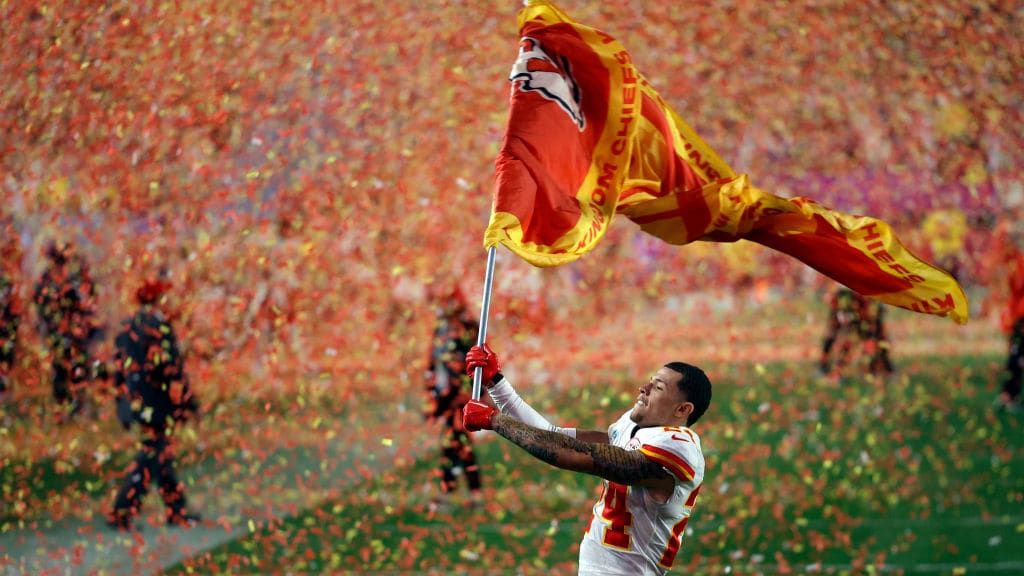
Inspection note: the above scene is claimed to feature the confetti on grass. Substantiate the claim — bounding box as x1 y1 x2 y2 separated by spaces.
0 0 1021 573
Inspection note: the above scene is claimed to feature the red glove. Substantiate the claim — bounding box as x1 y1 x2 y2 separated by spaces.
463 400 498 432
465 343 501 384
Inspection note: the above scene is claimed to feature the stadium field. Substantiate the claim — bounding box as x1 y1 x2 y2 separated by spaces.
163 353 1024 576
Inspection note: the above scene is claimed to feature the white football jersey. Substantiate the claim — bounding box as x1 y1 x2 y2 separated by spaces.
578 410 705 576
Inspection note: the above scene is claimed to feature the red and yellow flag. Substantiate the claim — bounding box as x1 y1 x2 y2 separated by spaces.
485 0 968 324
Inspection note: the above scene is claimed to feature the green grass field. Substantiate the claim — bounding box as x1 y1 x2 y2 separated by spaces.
161 353 1024 575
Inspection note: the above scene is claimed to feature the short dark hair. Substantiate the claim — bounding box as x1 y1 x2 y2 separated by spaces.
664 362 711 426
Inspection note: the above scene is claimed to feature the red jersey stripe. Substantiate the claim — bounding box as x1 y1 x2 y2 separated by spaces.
640 444 695 481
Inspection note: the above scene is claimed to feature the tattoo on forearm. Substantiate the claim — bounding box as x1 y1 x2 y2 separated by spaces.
493 415 670 485
494 417 562 465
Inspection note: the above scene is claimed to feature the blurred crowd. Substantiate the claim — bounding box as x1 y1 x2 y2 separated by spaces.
0 0 1021 398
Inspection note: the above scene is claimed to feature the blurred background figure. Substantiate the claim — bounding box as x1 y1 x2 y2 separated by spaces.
0 244 20 399
988 211 1024 412
32 241 101 419
109 278 200 530
922 205 968 282
819 286 894 378
422 283 484 510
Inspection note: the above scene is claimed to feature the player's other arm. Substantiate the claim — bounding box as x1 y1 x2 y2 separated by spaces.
466 344 607 441
575 429 611 443
484 375 608 440
495 414 671 489
480 410 672 490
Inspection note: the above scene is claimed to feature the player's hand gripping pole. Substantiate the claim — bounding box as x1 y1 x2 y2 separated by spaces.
471 246 497 401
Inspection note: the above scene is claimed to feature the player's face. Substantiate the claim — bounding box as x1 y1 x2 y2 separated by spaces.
630 367 688 427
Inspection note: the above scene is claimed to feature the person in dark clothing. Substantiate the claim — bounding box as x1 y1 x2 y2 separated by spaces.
1000 316 1024 411
0 269 19 397
108 279 200 530
33 241 99 415
423 285 483 509
989 215 1024 411
819 286 894 377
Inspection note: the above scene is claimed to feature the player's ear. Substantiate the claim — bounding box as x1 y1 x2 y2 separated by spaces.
676 401 694 422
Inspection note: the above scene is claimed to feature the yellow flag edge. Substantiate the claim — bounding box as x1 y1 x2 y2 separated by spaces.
486 0 638 265
716 177 971 325
484 211 588 267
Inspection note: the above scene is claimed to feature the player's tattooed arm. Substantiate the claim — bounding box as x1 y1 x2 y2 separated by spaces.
492 414 674 489
576 429 611 444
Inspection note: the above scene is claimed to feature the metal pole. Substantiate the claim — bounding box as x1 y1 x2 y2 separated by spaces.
471 246 497 400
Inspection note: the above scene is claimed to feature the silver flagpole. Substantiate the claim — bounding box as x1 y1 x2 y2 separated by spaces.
471 246 497 401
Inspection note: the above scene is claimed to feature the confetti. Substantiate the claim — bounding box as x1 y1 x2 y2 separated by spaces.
0 1 1019 574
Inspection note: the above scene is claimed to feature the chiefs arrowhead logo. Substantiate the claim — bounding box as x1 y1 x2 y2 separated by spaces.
509 37 586 132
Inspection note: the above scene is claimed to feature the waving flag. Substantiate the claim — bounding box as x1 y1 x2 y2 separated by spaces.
485 0 968 324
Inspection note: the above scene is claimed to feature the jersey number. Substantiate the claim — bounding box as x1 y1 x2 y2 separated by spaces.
659 484 702 568
599 482 632 550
